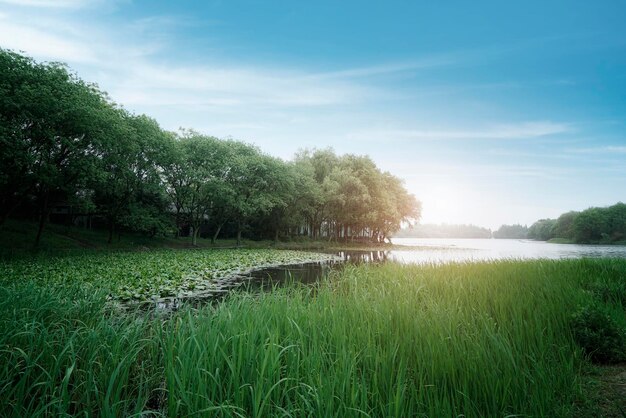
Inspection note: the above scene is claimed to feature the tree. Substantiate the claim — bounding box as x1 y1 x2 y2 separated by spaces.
164 133 235 246
573 207 609 243
528 218 556 241
1 50 423 247
293 148 338 239
493 224 528 239
0 49 114 246
223 141 290 246
552 211 579 240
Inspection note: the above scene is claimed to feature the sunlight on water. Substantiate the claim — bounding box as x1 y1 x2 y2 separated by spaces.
389 238 626 264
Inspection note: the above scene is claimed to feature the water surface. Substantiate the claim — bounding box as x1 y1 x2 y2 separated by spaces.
388 238 626 263
149 239 626 311
247 239 626 289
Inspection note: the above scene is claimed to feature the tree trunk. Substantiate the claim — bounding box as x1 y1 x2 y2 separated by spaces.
192 224 199 246
211 222 223 244
274 228 279 242
236 221 242 247
34 190 50 248
174 208 181 238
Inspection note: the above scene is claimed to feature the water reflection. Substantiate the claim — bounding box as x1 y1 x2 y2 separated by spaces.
249 261 339 288
335 250 389 263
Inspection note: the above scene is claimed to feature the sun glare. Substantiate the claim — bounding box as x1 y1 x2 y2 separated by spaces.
418 183 476 225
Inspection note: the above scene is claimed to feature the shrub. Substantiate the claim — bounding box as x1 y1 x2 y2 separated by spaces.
571 304 626 364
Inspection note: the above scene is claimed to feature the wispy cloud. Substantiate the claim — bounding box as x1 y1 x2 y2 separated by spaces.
566 145 626 154
0 19 99 63
109 63 368 108
0 0 106 8
346 121 571 142
305 57 456 80
0 8 373 110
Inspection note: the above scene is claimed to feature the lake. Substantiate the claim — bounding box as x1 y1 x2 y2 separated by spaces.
154 239 626 311
249 239 626 289
387 238 626 263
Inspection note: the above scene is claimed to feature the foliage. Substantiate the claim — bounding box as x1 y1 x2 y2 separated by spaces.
3 258 625 416
293 149 421 242
571 303 626 364
526 203 626 244
0 282 162 417
552 211 579 240
493 223 528 239
0 49 419 246
528 218 557 241
0 248 335 301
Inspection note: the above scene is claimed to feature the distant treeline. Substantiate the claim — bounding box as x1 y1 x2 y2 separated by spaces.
0 49 421 247
527 203 626 244
492 203 626 244
394 223 492 238
493 224 529 239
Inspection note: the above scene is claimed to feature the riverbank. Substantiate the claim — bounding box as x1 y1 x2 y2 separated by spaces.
1 258 624 416
547 237 626 245
0 219 428 256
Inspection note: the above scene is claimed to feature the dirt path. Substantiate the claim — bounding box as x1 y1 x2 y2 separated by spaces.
591 363 626 417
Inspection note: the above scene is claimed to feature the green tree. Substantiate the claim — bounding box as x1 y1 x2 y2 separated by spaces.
552 211 579 240
224 141 290 246
164 133 235 246
0 49 114 246
493 224 529 239
528 218 556 241
573 207 609 243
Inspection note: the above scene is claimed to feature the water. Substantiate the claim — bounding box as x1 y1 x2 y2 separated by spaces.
249 239 626 289
145 239 626 311
388 238 626 263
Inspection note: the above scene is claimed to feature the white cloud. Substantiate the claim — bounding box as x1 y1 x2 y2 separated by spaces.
305 57 456 80
0 21 99 63
567 145 626 154
108 63 365 108
0 8 377 111
346 121 571 142
0 0 100 8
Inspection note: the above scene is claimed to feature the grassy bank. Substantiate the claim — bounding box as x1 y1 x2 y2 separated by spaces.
0 219 417 255
1 258 625 416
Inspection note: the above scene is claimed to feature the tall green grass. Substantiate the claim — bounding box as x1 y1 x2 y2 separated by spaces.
0 282 163 416
1 258 624 416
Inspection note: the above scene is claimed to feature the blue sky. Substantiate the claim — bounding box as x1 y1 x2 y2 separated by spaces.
1 0 625 228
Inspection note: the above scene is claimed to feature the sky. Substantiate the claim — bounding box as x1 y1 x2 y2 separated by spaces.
1 0 625 229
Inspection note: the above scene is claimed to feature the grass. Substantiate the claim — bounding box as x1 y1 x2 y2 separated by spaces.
0 219 438 256
0 257 625 416
0 219 263 254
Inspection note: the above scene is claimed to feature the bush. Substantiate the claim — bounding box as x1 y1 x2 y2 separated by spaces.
571 304 626 364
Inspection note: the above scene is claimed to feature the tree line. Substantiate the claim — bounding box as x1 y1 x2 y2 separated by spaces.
492 224 529 239
492 203 626 244
0 49 421 247
527 203 626 244
394 223 492 238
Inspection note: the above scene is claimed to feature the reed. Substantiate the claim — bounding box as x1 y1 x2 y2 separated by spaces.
1 258 624 416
